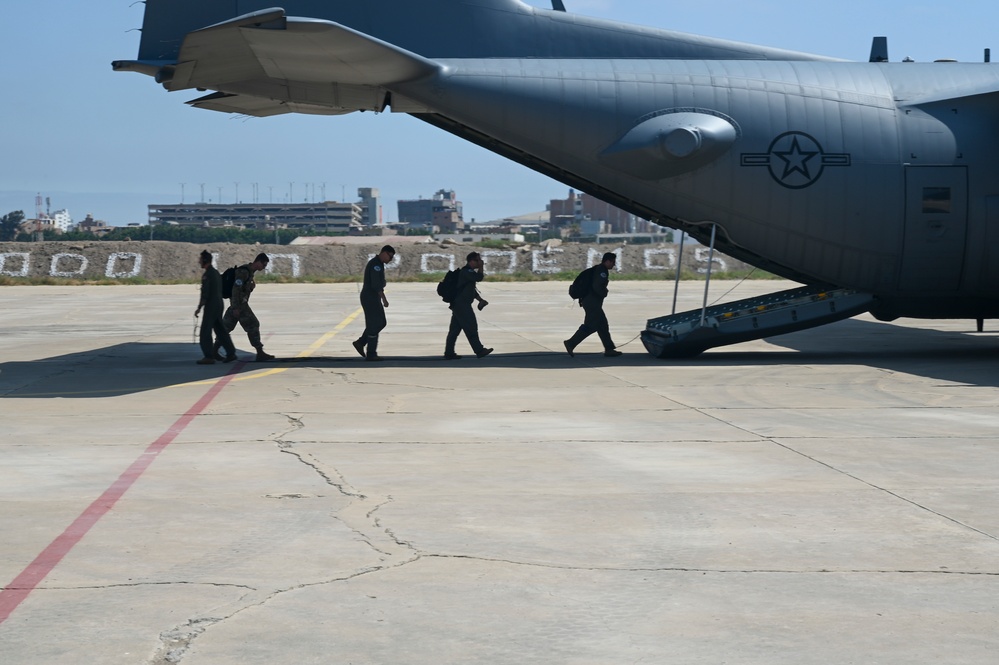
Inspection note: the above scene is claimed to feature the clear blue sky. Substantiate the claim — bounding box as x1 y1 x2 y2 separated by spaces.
2 0 997 226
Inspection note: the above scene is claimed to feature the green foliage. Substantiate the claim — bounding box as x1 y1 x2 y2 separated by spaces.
472 239 514 249
1 210 25 241
25 225 336 245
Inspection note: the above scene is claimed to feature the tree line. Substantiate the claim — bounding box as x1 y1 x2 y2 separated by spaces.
0 211 383 245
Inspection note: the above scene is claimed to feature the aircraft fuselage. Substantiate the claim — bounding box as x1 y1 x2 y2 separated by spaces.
116 1 999 321
395 59 999 318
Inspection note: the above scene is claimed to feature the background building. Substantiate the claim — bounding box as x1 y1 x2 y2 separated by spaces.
148 201 364 233
356 187 381 227
549 189 664 234
398 189 464 231
51 209 72 232
76 214 111 236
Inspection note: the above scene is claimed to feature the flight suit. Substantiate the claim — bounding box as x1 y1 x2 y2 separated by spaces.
565 264 618 354
355 255 388 358
199 264 236 360
218 264 269 357
445 265 488 357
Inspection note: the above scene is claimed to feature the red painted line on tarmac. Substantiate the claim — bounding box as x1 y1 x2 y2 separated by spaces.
0 364 244 625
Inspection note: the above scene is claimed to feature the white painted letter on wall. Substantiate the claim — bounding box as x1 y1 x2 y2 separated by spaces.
50 253 89 277
105 253 143 278
420 253 456 273
694 247 727 274
266 254 302 278
531 248 563 274
481 250 516 274
643 248 676 271
0 253 30 277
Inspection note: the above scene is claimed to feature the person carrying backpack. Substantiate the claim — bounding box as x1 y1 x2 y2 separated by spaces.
215 253 276 362
564 252 623 358
443 252 493 360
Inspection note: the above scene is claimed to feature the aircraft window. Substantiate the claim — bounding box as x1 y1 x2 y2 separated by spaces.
922 187 952 214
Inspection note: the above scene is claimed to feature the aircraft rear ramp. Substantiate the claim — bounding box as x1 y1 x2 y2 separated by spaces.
641 285 876 358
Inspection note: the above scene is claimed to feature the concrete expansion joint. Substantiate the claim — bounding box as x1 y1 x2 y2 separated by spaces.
771 438 999 541
423 555 999 576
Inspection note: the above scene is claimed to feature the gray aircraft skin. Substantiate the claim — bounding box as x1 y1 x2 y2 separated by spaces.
115 0 999 323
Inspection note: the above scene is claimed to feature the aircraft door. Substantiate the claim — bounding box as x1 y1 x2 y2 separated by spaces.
898 166 967 292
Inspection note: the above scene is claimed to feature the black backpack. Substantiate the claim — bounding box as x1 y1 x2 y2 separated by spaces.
568 266 595 300
436 268 461 303
221 265 238 299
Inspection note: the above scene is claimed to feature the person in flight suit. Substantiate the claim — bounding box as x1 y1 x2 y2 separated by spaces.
444 251 494 360
564 252 623 357
195 250 237 365
352 245 395 361
217 252 275 362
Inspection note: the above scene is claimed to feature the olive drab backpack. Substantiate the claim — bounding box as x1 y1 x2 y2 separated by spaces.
221 265 238 299
436 268 461 303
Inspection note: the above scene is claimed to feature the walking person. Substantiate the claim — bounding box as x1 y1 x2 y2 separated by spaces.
195 250 237 365
217 253 276 362
564 252 623 357
352 245 395 361
444 251 493 360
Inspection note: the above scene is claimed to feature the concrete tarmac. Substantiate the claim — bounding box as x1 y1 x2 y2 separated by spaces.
1 280 998 664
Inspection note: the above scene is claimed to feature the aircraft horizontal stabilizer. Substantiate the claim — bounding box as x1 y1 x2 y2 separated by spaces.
903 86 999 108
151 8 440 114
185 91 355 117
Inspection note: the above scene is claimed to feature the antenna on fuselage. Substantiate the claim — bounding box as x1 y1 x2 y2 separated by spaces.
869 36 888 62
551 0 566 11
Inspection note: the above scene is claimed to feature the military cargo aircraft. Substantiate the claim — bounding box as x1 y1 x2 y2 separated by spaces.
114 0 999 356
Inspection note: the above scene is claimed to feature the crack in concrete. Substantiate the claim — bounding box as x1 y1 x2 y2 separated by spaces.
145 559 424 664
273 413 306 440
422 553 999 575
274 419 421 556
149 617 222 665
278 445 366 499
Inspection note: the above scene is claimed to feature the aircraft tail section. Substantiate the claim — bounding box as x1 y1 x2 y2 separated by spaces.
115 8 440 116
128 0 837 64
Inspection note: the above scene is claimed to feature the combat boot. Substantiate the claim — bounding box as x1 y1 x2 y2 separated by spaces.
563 327 589 357
255 347 276 362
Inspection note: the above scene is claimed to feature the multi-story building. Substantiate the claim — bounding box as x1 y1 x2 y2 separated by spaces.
357 187 381 227
549 189 662 234
398 189 463 231
77 214 111 236
147 201 363 232
51 209 72 232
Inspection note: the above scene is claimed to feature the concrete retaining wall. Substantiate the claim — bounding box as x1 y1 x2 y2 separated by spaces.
0 241 750 281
